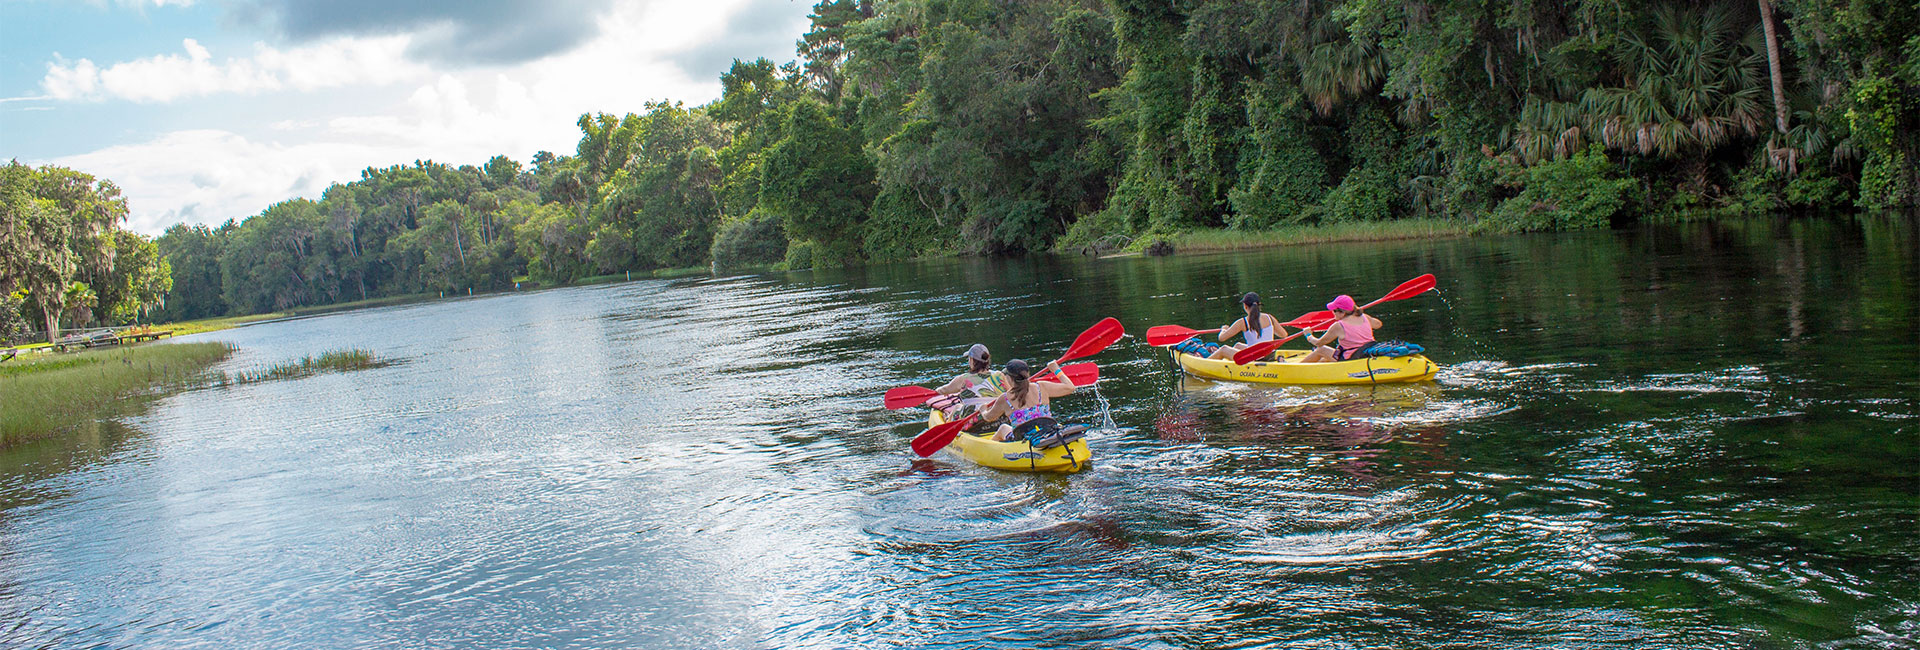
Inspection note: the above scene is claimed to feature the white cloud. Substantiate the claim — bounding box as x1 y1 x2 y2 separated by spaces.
42 36 426 103
41 55 100 99
52 129 387 234
36 0 812 235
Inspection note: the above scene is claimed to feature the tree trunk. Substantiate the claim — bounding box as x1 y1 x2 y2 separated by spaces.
1759 0 1790 133
453 213 468 270
41 308 58 346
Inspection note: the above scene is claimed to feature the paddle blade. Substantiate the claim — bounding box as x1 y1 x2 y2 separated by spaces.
911 414 974 457
1232 340 1285 365
1147 324 1216 347
1284 311 1335 330
1059 317 1125 362
1367 273 1436 307
1050 361 1099 385
884 386 941 410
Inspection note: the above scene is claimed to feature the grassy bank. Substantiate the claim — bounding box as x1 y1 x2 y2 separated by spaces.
163 312 291 337
1 342 235 447
1 344 386 447
1165 219 1470 254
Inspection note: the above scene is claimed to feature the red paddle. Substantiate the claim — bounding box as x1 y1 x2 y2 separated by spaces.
910 318 1123 457
1146 311 1336 346
1231 274 1437 365
883 362 1099 410
884 386 942 410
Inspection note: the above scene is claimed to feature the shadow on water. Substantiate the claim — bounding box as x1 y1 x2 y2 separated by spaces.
0 216 1914 649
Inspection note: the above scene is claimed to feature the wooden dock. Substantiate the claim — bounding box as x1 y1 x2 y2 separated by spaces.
51 326 175 352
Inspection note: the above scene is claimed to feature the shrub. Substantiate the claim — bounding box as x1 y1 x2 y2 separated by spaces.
781 239 820 271
710 210 788 270
1483 146 1638 232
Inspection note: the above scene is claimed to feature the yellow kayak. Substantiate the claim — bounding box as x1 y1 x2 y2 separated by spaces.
927 410 1092 473
1171 348 1439 385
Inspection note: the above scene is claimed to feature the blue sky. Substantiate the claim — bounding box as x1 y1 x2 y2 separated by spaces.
0 0 814 235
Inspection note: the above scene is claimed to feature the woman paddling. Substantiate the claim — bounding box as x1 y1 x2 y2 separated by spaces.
979 359 1075 442
1208 292 1293 361
1299 294 1383 363
929 344 1008 429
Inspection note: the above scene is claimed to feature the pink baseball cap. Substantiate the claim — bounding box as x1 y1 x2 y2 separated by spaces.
1326 295 1357 312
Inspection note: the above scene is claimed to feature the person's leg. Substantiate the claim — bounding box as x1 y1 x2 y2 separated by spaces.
1208 343 1243 360
1299 345 1335 363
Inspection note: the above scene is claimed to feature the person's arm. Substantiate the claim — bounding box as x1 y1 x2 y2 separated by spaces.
1366 314 1383 329
1263 313 1290 340
979 391 1012 421
1217 317 1246 342
1039 361 1076 398
1308 321 1343 347
934 374 969 395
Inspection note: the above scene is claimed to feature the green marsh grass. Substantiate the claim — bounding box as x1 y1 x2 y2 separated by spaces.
2 344 386 447
1 342 235 447
1170 219 1469 253
220 349 382 384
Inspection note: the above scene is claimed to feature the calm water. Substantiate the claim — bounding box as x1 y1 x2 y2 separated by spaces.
2 218 1915 649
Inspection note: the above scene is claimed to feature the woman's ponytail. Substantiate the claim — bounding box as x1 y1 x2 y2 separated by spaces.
1241 292 1264 335
1004 359 1033 407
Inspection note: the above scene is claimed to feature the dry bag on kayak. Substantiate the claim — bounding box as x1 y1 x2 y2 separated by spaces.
1172 336 1220 356
1358 340 1425 358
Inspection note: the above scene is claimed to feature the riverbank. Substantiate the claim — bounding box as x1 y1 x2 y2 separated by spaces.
0 342 235 447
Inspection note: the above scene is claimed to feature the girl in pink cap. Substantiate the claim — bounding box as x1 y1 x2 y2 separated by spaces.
1299 294 1383 363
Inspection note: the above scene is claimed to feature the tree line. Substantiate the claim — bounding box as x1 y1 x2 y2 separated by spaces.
6 0 1916 334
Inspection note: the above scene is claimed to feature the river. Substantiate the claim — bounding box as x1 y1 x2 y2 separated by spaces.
2 217 1914 648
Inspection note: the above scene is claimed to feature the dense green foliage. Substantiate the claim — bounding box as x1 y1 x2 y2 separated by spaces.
27 0 1914 323
1 162 169 343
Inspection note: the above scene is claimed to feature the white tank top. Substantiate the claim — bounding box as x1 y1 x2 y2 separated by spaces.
1241 315 1275 345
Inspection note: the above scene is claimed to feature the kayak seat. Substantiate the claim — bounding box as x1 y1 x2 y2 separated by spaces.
1014 417 1087 450
1034 425 1088 449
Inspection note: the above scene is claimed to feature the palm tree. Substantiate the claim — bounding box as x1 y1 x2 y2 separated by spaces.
1757 0 1790 134
1290 15 1386 116
1580 3 1769 159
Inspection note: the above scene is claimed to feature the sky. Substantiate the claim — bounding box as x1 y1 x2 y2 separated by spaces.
0 0 815 235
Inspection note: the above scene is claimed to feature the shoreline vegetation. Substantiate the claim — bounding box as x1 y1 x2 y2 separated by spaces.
0 343 382 448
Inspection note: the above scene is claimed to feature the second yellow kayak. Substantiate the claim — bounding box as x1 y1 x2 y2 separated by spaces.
1171 348 1439 385
927 410 1092 472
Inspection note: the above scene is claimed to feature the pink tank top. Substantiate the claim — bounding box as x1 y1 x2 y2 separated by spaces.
1337 315 1374 350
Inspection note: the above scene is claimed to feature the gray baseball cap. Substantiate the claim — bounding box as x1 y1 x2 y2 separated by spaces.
965 343 990 361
